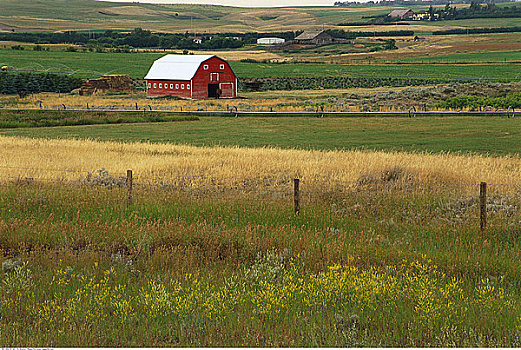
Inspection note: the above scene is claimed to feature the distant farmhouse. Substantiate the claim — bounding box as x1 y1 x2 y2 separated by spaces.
257 37 286 45
294 31 335 45
144 55 237 99
189 36 203 44
389 8 439 20
388 9 415 19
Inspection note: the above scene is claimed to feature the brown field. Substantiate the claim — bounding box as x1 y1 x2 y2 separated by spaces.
188 49 284 62
313 33 521 63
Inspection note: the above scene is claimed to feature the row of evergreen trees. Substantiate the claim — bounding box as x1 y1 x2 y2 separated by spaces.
0 72 83 95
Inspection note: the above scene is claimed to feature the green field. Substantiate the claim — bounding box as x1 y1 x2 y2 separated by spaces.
403 50 521 63
1 48 520 80
2 116 521 155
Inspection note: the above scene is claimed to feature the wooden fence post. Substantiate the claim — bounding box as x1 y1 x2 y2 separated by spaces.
480 182 487 231
127 170 133 207
294 178 300 215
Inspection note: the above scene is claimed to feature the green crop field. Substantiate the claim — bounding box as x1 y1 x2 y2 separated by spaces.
0 49 164 78
403 50 521 63
2 115 521 155
1 48 520 80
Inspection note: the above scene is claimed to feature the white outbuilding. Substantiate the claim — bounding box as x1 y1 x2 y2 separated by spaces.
257 37 285 45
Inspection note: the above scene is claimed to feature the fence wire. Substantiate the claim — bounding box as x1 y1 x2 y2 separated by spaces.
1 168 521 229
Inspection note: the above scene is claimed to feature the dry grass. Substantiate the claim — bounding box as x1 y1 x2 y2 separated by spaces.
187 49 283 61
13 90 454 113
15 92 366 112
1 136 520 186
241 86 417 99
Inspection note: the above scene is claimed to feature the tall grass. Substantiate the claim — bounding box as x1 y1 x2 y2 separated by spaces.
2 137 521 346
1 135 521 186
1 181 521 346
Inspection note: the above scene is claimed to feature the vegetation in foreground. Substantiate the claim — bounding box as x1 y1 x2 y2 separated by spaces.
2 137 521 345
1 172 521 346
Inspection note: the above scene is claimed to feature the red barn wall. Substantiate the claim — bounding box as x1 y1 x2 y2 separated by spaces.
146 80 191 98
146 56 237 99
191 56 237 99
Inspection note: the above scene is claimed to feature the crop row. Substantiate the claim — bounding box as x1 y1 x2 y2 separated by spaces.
437 93 521 109
239 76 458 91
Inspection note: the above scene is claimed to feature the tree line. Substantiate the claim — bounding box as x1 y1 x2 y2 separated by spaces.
0 29 303 50
326 29 414 38
0 72 82 95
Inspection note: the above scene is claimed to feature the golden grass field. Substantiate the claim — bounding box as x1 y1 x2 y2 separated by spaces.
8 89 448 113
1 135 520 187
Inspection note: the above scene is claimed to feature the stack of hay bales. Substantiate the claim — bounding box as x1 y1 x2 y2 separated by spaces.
80 75 132 95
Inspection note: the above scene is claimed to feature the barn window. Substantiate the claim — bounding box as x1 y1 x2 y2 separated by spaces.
168 84 172 89
187 84 190 89
203 65 209 70
176 84 179 89
181 84 184 89
148 83 151 88
159 83 162 88
153 83 156 88
220 64 225 69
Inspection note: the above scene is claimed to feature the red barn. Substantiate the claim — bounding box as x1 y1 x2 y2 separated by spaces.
144 54 238 99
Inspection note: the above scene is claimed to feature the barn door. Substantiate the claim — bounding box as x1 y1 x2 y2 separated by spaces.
219 83 233 98
208 84 220 98
210 73 219 81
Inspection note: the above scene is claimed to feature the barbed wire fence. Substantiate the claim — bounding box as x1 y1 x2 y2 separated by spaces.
1 165 521 232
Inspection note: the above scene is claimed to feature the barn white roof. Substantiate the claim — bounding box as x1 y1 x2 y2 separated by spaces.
144 54 215 81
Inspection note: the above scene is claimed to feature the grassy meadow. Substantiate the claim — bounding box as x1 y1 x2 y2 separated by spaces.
2 136 521 346
1 116 521 156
